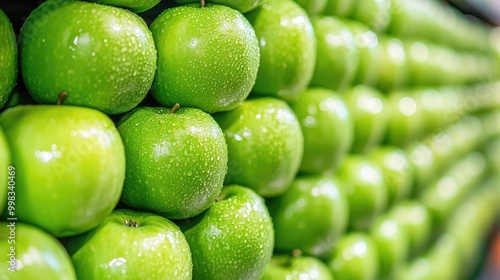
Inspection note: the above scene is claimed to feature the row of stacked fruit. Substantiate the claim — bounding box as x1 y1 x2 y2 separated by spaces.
0 0 500 279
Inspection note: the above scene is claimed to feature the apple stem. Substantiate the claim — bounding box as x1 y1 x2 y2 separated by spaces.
284 249 302 267
200 0 206 8
125 219 139 227
171 103 181 114
57 92 68 105
292 249 302 258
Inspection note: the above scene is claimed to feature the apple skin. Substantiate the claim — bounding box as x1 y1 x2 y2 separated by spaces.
351 0 391 32
20 0 157 115
0 127 10 215
323 0 356 17
337 155 387 231
384 91 424 147
117 106 228 219
246 0 316 101
67 209 192 279
262 254 333 280
0 105 125 237
327 232 379 280
293 0 327 15
150 4 259 113
406 142 437 196
376 37 407 92
178 185 274 280
176 0 261 13
290 87 353 174
88 0 161 12
369 146 414 207
267 174 349 257
0 9 17 110
310 16 358 92
0 222 76 279
344 85 389 154
214 97 303 197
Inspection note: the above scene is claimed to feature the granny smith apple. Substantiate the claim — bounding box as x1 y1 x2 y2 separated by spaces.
369 146 414 207
337 155 387 231
327 232 379 280
413 88 446 134
290 87 353 174
351 0 391 32
87 0 161 12
178 185 274 280
118 106 228 219
0 105 125 237
20 0 157 115
0 9 17 110
376 37 407 92
390 200 432 258
323 0 356 17
370 213 409 279
0 222 76 279
214 97 303 197
0 127 9 215
310 16 358 92
246 0 316 101
384 91 424 147
406 141 437 195
344 85 389 154
293 0 327 15
262 254 333 280
150 4 259 113
176 0 261 13
267 175 349 257
67 209 192 279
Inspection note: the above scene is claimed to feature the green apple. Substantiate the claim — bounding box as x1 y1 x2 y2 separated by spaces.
413 88 446 134
293 0 327 15
327 232 379 280
88 0 161 12
214 97 303 197
0 127 9 215
0 9 16 110
376 37 407 92
176 0 261 13
324 0 356 17
384 91 424 147
67 209 192 279
150 4 259 113
246 0 316 101
337 155 387 231
267 175 349 257
117 106 228 219
20 0 157 115
344 85 389 154
289 87 353 174
351 0 391 32
390 200 432 258
262 254 333 280
370 213 408 279
369 146 413 207
178 185 274 280
310 16 358 92
0 222 76 279
406 142 436 195
0 105 125 237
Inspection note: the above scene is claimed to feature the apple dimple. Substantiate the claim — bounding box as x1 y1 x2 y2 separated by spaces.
124 219 139 227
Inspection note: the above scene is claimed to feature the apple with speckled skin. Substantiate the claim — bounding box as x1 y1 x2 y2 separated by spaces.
214 97 303 197
246 0 316 101
19 0 156 115
67 209 192 279
176 0 261 13
150 3 259 113
117 106 228 219
0 105 125 237
178 185 274 280
262 254 333 280
87 0 161 12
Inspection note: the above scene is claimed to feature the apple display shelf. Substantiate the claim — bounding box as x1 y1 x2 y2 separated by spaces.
1 0 500 279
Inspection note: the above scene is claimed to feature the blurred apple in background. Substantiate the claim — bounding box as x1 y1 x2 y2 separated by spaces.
384 91 424 147
176 0 261 13
0 9 17 110
350 0 391 33
262 253 333 280
376 37 407 92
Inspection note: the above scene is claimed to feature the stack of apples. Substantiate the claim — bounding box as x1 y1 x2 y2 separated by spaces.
1 0 500 279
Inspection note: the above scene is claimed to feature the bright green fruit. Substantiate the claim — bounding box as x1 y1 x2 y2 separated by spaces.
290 88 353 173
267 175 349 257
262 254 333 280
0 127 9 215
390 200 432 258
214 97 303 197
327 232 379 280
0 105 125 237
376 37 407 92
369 146 413 207
324 0 356 17
179 185 274 280
293 0 327 15
150 4 259 113
406 142 436 195
384 91 424 147
0 9 17 110
344 85 388 154
88 0 161 12
246 0 316 101
351 0 390 32
20 0 156 115
310 16 358 92
118 106 227 219
176 0 261 13
67 209 192 279
370 214 408 279
0 222 76 279
337 155 387 231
